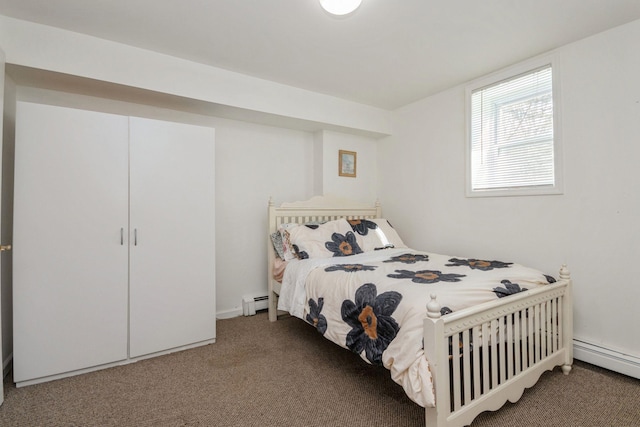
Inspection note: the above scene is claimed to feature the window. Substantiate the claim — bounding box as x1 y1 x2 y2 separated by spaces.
466 56 562 197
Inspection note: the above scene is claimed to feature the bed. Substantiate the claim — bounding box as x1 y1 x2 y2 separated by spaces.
267 195 573 427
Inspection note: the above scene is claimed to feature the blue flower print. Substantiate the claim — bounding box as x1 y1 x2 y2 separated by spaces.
306 298 327 335
347 219 378 236
325 232 363 257
446 258 512 271
341 283 402 365
324 264 377 273
493 280 528 298
387 269 466 284
383 253 429 264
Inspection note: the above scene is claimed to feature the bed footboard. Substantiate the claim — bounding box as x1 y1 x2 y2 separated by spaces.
423 266 573 427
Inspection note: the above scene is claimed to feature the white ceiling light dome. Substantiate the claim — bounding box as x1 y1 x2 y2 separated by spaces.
319 0 363 16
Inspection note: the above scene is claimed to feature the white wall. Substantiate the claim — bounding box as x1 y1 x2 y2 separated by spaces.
379 19 640 373
214 121 315 316
315 130 378 204
0 15 391 137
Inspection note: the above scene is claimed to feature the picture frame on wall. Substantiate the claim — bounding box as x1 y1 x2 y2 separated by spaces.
339 150 357 177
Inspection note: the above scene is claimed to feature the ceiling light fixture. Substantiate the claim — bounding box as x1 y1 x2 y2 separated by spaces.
319 0 362 16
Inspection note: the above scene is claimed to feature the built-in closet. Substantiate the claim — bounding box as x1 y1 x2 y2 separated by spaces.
12 102 216 386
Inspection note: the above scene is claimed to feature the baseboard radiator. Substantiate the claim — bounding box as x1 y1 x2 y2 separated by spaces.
242 294 269 316
574 339 640 380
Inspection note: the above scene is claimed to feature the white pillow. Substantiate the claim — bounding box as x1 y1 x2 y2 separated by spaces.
288 218 363 259
347 218 407 252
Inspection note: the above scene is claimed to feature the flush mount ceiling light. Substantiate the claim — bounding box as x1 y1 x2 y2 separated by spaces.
319 0 362 16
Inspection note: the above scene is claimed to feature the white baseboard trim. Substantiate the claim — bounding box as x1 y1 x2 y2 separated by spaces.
574 339 640 379
216 307 243 319
217 305 269 319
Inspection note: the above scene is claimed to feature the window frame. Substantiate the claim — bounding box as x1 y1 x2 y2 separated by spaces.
465 54 564 198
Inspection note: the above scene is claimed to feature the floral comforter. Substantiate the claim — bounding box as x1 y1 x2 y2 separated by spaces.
277 248 555 407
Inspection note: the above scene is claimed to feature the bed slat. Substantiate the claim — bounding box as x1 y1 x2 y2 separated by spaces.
431 278 571 427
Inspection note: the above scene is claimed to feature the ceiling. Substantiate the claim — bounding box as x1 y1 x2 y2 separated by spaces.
2 0 640 110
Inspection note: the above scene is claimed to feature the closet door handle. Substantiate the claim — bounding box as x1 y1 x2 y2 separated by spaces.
134 228 138 246
120 228 124 245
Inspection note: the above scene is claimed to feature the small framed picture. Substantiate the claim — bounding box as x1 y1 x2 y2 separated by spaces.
339 150 357 177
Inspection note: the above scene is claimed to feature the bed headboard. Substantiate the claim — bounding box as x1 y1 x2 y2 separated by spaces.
268 195 382 235
266 195 381 321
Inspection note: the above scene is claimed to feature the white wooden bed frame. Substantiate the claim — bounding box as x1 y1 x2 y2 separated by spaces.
267 196 573 427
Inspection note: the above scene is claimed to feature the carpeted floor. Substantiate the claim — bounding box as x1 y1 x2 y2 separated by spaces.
0 312 638 426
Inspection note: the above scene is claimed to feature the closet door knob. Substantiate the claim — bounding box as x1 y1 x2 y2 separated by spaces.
120 228 124 245
0 244 11 252
134 229 138 246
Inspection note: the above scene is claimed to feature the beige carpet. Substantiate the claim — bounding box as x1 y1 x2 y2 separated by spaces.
0 312 638 426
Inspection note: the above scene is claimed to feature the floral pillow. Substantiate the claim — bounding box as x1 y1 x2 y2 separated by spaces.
347 218 407 252
288 218 363 259
277 223 301 261
270 231 286 259
273 221 330 260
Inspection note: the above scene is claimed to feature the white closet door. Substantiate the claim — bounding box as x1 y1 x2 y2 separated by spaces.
129 117 215 358
0 47 5 405
13 102 129 383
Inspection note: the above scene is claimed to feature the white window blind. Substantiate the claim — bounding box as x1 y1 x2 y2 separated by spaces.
469 64 556 194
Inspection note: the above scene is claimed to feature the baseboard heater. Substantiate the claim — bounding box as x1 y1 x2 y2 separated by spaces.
242 294 269 316
574 339 640 380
